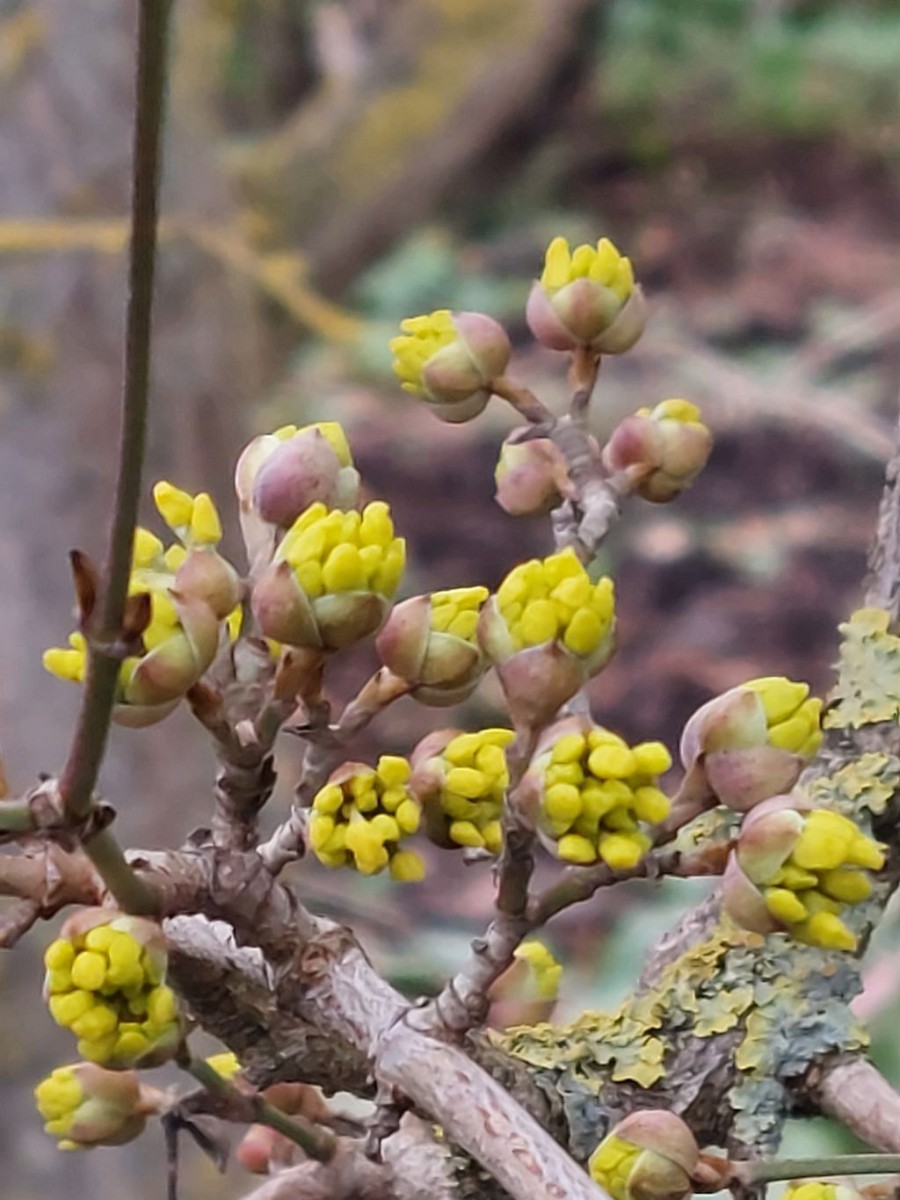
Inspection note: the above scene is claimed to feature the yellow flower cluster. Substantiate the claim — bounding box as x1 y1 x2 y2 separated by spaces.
432 728 515 852
44 592 191 695
744 675 822 755
538 728 671 868
430 585 488 643
589 1134 641 1200
540 236 634 302
758 809 884 950
44 924 180 1067
279 500 405 600
308 756 424 880
390 310 457 396
496 549 614 657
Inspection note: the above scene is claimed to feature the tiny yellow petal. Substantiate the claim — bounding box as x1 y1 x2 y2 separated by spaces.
71 950 107 991
153 480 194 529
190 493 222 545
389 850 426 882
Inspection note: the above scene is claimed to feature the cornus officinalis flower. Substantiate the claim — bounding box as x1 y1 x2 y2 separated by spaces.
602 399 713 503
252 500 405 650
44 910 182 1067
34 1063 161 1149
410 727 515 853
376 585 488 706
723 796 885 950
680 676 822 813
589 1111 699 1200
308 756 424 880
478 548 615 726
526 236 648 354
522 716 671 868
390 309 511 423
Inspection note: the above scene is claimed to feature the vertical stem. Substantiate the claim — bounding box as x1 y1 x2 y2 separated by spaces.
60 0 172 820
101 0 171 637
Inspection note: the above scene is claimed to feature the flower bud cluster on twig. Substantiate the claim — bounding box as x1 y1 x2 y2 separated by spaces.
31 220 884 1200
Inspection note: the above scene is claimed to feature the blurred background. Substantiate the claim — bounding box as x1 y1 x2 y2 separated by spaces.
1 0 899 1196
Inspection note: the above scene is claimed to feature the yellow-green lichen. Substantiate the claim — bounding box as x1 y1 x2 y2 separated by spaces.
496 913 869 1158
806 753 900 818
825 608 900 729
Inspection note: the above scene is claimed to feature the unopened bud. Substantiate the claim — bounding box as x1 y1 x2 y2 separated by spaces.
376 586 488 706
495 436 577 516
526 236 648 355
390 309 511 423
603 400 712 502
235 422 359 571
174 548 241 620
679 676 822 813
722 796 885 950
589 1110 699 1200
478 549 615 727
34 1062 161 1149
490 940 562 1028
251 425 359 528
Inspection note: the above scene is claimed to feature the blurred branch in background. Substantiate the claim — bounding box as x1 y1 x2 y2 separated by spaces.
0 217 360 343
227 0 598 294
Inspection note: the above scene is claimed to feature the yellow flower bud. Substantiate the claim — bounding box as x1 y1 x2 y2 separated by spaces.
680 676 823 812
410 727 515 853
43 909 181 1069
589 1111 698 1200
603 399 712 503
524 715 671 868
35 1063 159 1149
390 309 511 423
376 586 488 706
527 236 648 355
308 757 422 878
479 550 616 728
253 501 405 651
723 796 884 949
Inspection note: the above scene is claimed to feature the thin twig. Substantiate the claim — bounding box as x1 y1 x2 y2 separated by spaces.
731 1154 900 1187
53 1 172 914
0 899 40 947
180 1055 337 1163
59 0 171 821
0 800 34 833
421 732 538 1034
531 843 726 925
